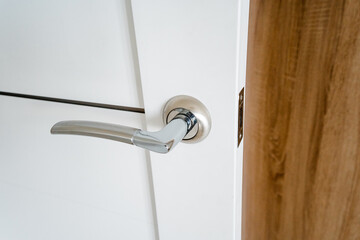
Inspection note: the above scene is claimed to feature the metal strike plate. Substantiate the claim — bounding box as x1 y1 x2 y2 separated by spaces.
238 88 244 146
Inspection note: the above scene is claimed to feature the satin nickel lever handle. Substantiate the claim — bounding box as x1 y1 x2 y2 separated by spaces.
51 96 211 154
51 110 194 153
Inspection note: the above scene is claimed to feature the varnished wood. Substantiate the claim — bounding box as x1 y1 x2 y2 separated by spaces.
243 0 360 239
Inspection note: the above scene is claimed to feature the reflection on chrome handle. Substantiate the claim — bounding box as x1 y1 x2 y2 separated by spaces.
51 111 195 154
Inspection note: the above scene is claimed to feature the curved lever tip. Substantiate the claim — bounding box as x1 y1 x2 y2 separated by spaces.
50 122 62 134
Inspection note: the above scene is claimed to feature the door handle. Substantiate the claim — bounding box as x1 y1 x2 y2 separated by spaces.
51 96 211 153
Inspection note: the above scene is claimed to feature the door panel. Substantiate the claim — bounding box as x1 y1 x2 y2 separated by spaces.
132 0 249 239
0 0 142 107
243 0 360 239
0 0 251 239
0 96 156 239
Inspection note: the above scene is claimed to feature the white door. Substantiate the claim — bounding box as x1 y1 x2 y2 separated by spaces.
0 0 249 239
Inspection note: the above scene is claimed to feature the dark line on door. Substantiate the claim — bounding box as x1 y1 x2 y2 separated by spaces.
0 91 145 114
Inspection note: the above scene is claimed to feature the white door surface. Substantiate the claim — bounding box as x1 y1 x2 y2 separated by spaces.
0 96 155 239
0 0 141 107
0 0 249 239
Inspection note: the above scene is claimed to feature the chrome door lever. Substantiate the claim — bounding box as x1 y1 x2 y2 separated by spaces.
51 96 211 154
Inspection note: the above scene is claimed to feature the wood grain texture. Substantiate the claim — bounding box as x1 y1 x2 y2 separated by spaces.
243 0 360 239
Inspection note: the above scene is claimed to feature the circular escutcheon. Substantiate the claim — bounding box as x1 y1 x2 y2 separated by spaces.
163 95 211 143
